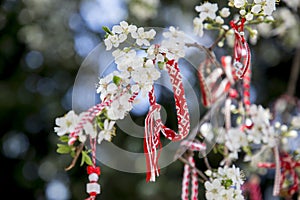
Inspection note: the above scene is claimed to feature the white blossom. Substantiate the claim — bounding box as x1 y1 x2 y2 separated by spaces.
239 9 246 15
96 74 119 100
291 116 300 128
249 104 271 126
54 110 79 136
225 128 248 159
215 16 224 24
104 34 126 50
261 126 277 147
161 27 186 60
195 2 218 20
112 21 137 36
193 17 204 37
200 123 214 142
98 119 115 144
147 45 165 63
247 126 263 144
205 179 224 199
106 93 133 120
251 4 262 14
263 0 276 15
131 27 156 46
245 13 254 21
234 0 247 8
219 7 230 18
83 121 97 139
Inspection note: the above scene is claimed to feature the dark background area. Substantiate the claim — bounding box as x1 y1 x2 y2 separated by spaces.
0 0 299 199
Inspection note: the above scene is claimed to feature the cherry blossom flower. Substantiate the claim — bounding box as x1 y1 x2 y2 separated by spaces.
215 16 224 24
131 27 156 46
195 2 218 20
147 45 165 65
249 104 271 126
113 49 144 74
193 17 204 37
205 179 224 199
225 128 248 159
233 0 247 9
247 126 263 144
200 123 214 142
161 27 186 60
263 0 276 16
104 34 126 51
219 7 230 18
251 4 262 14
54 110 79 136
106 93 133 120
96 74 119 101
220 188 234 199
245 13 254 21
112 21 137 36
83 121 97 139
98 119 116 144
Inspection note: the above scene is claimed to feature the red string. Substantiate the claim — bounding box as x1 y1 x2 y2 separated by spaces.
230 18 251 79
258 151 300 196
144 60 190 182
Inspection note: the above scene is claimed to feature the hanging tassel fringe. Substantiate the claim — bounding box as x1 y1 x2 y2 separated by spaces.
181 140 206 200
144 60 190 182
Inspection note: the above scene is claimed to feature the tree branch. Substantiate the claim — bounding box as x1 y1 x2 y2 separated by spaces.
65 143 84 171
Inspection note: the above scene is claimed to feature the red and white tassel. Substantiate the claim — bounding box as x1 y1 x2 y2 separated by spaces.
144 60 190 182
181 156 198 200
144 91 162 182
181 141 206 200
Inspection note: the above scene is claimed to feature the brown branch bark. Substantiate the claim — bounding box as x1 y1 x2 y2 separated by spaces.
65 143 84 171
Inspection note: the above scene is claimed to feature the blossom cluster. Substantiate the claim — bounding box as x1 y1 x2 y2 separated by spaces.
200 103 299 164
100 22 187 120
54 110 116 144
193 0 278 46
55 22 188 146
204 165 245 200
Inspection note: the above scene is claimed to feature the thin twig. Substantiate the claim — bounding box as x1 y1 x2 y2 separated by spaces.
287 44 300 97
65 143 84 171
185 42 222 69
203 155 212 170
208 30 228 51
178 156 208 182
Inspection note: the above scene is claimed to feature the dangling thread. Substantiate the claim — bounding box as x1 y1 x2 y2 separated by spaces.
180 140 206 200
144 60 190 182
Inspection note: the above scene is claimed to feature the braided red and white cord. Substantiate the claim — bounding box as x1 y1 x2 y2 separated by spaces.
144 59 190 182
181 140 206 200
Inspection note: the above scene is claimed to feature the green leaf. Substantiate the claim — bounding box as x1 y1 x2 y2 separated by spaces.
84 155 93 166
113 75 122 85
158 62 165 70
59 135 69 143
56 144 71 154
102 26 113 35
81 151 93 166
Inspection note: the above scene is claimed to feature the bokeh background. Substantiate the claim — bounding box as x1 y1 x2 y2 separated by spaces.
0 0 299 199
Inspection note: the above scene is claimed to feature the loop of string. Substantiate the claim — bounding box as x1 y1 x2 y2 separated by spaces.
144 59 190 182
